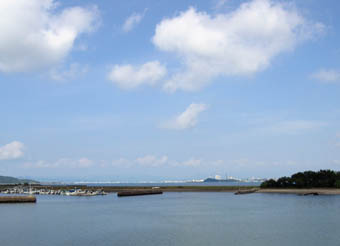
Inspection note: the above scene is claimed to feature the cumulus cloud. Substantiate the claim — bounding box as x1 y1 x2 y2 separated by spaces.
152 0 324 91
0 141 25 160
215 0 229 10
175 158 202 167
0 0 99 73
163 103 208 130
24 155 220 169
310 69 340 83
112 155 206 168
122 10 147 32
230 159 298 168
112 158 130 167
49 63 88 81
135 155 169 167
112 156 169 168
23 158 93 168
261 120 326 135
107 61 167 89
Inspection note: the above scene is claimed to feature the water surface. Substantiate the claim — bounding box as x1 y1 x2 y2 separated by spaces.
1 193 339 246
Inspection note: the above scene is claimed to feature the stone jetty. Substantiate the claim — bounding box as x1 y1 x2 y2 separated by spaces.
0 196 36 203
117 189 163 197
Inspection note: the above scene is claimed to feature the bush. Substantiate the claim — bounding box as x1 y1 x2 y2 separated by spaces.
335 180 340 188
260 170 340 188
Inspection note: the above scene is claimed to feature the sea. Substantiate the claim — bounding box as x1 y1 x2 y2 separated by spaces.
1 191 339 246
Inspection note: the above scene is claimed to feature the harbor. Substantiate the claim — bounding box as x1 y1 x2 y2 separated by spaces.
0 186 107 196
2 184 340 197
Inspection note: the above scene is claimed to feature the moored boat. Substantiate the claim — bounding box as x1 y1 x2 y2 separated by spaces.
234 188 258 195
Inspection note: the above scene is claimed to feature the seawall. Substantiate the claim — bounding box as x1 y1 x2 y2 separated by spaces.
0 196 37 203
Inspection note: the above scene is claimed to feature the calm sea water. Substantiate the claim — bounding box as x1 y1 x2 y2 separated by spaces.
1 192 339 246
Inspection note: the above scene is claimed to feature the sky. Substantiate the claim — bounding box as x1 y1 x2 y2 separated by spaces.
1 0 340 182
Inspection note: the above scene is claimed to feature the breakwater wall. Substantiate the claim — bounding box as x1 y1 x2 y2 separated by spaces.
0 196 36 203
117 190 163 197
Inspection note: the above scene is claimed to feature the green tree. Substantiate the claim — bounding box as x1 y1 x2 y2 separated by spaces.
335 180 340 188
261 170 340 188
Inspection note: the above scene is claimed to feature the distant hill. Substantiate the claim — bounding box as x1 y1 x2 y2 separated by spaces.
0 175 39 184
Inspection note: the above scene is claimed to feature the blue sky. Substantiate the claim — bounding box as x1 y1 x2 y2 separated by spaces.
1 0 340 181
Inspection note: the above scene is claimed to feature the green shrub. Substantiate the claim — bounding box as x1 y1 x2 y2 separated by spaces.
335 180 340 188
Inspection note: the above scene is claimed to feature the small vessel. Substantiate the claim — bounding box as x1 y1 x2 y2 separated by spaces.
300 192 319 196
234 188 258 195
67 189 86 196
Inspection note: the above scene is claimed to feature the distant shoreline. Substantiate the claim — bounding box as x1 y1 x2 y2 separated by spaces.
257 188 340 195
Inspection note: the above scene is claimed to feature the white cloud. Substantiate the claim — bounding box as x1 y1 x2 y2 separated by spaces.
49 63 88 81
0 0 99 73
228 158 297 168
311 69 340 83
77 158 93 168
23 158 93 168
0 141 25 160
163 103 208 130
112 158 130 167
22 155 222 170
211 160 224 166
122 10 147 32
152 0 323 91
214 0 230 10
135 155 169 167
75 43 88 51
262 120 326 135
108 61 167 89
336 132 340 138
231 158 250 167
286 160 296 166
177 158 202 167
113 155 205 168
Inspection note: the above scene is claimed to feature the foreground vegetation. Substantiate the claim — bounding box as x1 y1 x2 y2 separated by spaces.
261 170 340 188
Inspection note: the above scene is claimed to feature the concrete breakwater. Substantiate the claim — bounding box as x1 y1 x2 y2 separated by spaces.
0 196 36 203
117 190 163 197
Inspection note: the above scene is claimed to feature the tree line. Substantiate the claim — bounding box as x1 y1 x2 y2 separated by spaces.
261 170 340 188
